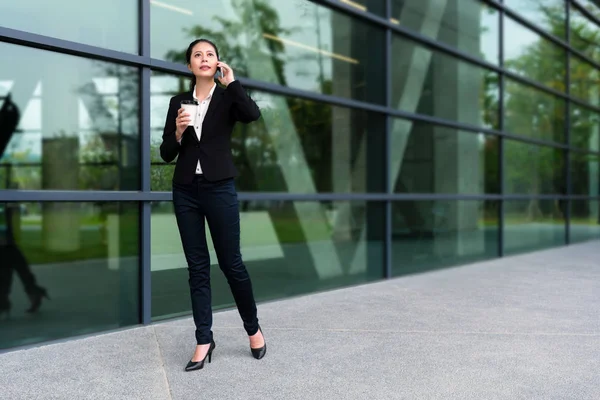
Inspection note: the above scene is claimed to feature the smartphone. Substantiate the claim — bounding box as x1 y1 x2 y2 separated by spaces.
215 66 222 79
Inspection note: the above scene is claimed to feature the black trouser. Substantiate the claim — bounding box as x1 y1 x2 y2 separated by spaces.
0 245 39 307
172 175 259 345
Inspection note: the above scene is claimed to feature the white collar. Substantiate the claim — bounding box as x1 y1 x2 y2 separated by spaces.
192 83 217 102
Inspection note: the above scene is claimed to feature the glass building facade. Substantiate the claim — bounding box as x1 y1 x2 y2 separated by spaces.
0 0 598 350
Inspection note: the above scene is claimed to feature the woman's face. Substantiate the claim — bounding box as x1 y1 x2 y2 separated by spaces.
188 41 218 79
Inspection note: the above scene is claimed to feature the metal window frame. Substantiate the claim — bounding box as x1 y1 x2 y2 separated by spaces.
565 1 572 246
0 0 597 333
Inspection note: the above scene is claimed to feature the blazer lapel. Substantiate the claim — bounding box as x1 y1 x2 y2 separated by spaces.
204 85 225 121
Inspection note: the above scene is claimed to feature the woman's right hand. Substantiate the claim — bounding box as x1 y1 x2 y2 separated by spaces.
175 107 191 140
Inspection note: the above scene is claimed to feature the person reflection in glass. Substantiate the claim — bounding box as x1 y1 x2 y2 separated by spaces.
0 94 49 319
159 39 266 371
0 204 50 319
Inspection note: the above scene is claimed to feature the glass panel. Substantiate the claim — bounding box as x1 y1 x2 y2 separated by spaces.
391 36 499 129
151 200 384 320
503 0 566 39
569 6 600 59
504 200 565 254
570 55 600 108
391 200 498 276
150 72 386 193
570 200 600 243
574 0 600 13
0 201 139 349
504 78 565 143
150 0 385 104
571 103 600 152
505 140 564 195
504 16 566 92
390 119 499 194
0 1 137 53
571 152 600 196
0 42 140 191
391 0 499 64
336 0 385 17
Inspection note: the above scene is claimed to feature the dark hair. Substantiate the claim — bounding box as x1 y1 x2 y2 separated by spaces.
185 38 220 91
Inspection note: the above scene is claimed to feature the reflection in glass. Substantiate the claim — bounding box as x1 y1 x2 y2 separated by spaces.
503 0 566 39
150 0 385 104
150 72 386 193
391 0 499 64
0 1 137 53
504 200 565 255
571 152 599 196
0 42 140 191
569 6 600 59
391 200 498 276
390 119 499 194
151 200 384 320
570 200 600 243
570 55 600 108
336 0 385 17
571 103 600 152
504 78 565 143
503 16 566 92
505 140 564 195
391 36 499 129
0 202 139 349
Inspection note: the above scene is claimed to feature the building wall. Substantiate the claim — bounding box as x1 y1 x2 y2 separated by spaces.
0 0 599 350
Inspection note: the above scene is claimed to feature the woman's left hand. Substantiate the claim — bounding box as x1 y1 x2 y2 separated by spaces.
217 61 235 86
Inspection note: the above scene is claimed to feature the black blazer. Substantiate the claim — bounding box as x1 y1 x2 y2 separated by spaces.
159 80 260 183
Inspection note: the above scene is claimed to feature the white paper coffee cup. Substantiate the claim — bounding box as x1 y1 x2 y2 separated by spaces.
181 100 198 126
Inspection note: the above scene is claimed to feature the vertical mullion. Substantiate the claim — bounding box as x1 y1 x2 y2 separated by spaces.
498 5 505 258
384 0 392 279
139 0 152 325
565 0 571 245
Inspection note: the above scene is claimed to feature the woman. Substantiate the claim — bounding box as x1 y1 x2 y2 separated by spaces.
160 39 266 371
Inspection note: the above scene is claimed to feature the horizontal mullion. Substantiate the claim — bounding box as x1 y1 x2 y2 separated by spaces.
1 190 598 202
149 62 587 152
0 26 147 67
489 0 600 72
571 0 600 29
310 0 600 107
310 0 501 71
3 22 600 117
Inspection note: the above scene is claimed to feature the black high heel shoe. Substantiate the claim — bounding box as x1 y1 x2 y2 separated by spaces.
185 339 216 372
250 326 266 360
26 286 50 314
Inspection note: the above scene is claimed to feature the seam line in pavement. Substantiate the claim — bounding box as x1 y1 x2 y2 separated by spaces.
153 326 174 400
154 325 600 337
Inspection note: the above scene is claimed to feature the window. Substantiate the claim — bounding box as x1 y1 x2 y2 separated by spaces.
390 119 499 194
0 201 139 349
150 0 385 104
391 0 500 64
150 72 386 193
391 36 499 129
0 0 138 53
0 42 140 191
392 200 498 276
151 200 384 320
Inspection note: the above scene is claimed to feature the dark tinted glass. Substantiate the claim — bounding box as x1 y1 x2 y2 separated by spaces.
504 200 565 255
0 202 139 349
150 0 385 104
0 42 140 191
391 36 499 129
390 119 499 194
151 200 384 320
150 72 386 193
392 200 499 276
